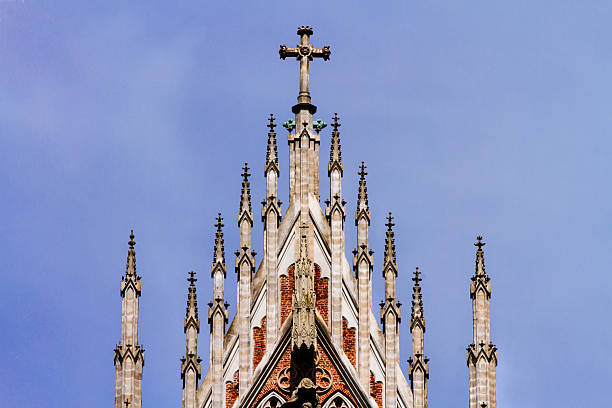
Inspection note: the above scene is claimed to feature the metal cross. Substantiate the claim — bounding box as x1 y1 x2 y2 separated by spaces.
385 212 395 230
279 26 331 103
267 114 276 132
241 163 251 181
331 113 341 131
475 235 486 249
358 161 368 179
187 270 197 285
413 267 422 285
124 400 130 408
215 213 224 230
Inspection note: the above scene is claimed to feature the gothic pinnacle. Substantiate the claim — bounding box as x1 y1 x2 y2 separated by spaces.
239 163 252 216
185 271 199 326
474 235 488 278
212 213 225 269
125 229 137 278
382 212 397 274
355 162 370 224
265 115 279 175
328 113 342 173
411 267 424 329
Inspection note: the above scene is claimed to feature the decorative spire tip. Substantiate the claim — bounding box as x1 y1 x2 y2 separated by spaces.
413 267 422 285
331 113 341 131
385 212 395 230
128 230 135 249
358 161 368 179
187 270 197 285
475 235 486 249
267 114 276 131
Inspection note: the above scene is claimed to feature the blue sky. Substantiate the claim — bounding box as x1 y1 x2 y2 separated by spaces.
1 1 611 407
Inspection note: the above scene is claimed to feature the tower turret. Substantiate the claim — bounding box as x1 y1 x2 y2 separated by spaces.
467 236 498 408
408 267 429 408
262 115 283 350
325 113 346 348
236 164 255 396
181 271 201 408
114 230 144 408
353 162 373 392
209 214 229 408
380 213 402 408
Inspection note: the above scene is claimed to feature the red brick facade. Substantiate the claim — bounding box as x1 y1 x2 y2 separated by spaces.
280 265 294 325
253 316 267 370
226 370 239 408
314 264 328 324
370 371 383 408
342 317 356 368
250 344 292 408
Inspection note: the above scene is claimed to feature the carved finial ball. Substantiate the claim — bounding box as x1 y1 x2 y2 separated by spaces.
128 230 136 248
297 26 314 36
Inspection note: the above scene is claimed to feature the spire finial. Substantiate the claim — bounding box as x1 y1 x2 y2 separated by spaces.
241 162 251 181
187 270 197 285
385 212 395 231
267 114 276 132
358 161 368 179
331 113 341 131
413 267 422 285
475 235 486 249
128 230 135 249
213 213 226 265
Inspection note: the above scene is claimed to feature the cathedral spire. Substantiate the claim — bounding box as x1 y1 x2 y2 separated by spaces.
380 214 402 408
209 215 228 408
408 267 429 408
467 236 498 408
236 164 255 396
114 230 144 408
263 114 283 351
353 162 373 392
326 112 346 349
181 271 201 408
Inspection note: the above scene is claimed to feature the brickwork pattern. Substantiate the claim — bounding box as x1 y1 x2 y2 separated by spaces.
370 371 383 408
250 345 292 408
280 265 295 325
226 370 239 408
314 264 329 324
341 318 356 368
316 346 358 407
253 317 267 370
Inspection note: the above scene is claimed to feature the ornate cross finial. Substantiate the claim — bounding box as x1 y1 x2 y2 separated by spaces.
187 270 197 285
241 163 251 181
480 403 488 408
215 213 224 230
279 26 331 104
358 161 368 179
128 229 135 249
124 400 130 408
475 235 486 249
385 212 395 230
413 267 422 285
331 113 341 131
267 114 276 132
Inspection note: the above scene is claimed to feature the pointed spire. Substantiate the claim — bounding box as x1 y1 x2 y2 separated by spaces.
212 213 225 271
355 162 370 226
410 267 424 329
328 113 342 170
474 235 487 277
265 114 279 175
125 229 137 277
186 271 199 324
239 163 252 215
382 212 397 276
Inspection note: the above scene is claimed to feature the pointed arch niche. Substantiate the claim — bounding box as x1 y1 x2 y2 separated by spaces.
321 392 356 408
257 390 286 408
